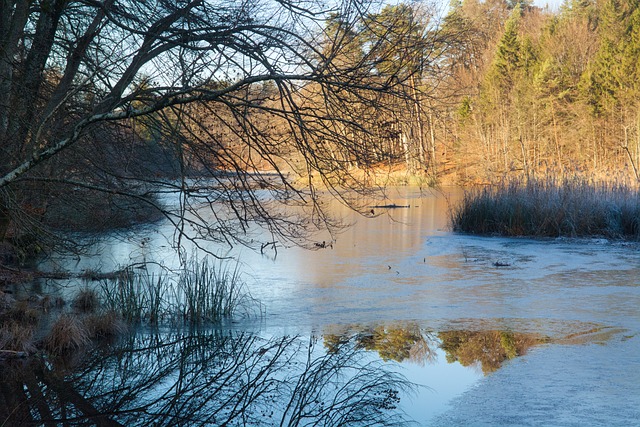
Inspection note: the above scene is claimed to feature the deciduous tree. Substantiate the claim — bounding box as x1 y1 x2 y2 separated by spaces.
0 0 433 256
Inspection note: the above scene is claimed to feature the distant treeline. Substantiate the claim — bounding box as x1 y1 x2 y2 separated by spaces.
241 0 640 185
435 0 640 183
3 0 638 252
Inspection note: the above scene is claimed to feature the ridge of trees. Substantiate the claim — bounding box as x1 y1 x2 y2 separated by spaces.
440 0 640 184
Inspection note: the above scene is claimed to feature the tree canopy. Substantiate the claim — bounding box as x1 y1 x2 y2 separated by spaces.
0 0 447 256
3 0 640 258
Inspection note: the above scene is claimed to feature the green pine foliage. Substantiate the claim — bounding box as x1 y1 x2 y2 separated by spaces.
444 0 640 181
488 4 525 91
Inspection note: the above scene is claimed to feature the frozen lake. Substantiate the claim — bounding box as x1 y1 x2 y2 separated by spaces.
39 187 640 426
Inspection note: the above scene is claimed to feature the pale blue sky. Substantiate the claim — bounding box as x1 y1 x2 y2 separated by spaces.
534 0 564 11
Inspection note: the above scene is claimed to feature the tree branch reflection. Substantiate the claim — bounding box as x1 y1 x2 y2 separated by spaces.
1 330 415 426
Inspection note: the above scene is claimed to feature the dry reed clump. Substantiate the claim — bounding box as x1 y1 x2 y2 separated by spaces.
176 258 248 324
0 321 36 354
450 178 640 239
4 300 42 325
48 295 66 310
43 314 90 355
85 310 127 339
72 288 100 313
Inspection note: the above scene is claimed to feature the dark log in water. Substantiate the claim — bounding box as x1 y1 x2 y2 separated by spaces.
369 204 410 209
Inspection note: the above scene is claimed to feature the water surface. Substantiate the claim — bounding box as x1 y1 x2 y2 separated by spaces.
36 187 640 426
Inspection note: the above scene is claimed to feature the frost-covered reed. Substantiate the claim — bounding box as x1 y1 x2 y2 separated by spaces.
451 178 640 239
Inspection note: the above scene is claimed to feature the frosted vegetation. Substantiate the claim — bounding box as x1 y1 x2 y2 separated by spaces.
451 178 640 239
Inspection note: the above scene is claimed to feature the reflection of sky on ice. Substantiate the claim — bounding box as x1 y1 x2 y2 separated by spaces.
38 187 640 426
429 336 640 426
397 347 484 426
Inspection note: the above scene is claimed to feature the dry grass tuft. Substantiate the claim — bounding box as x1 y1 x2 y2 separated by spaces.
36 295 65 312
0 321 36 354
85 311 127 339
72 288 99 313
1 286 127 358
4 300 42 325
43 314 90 355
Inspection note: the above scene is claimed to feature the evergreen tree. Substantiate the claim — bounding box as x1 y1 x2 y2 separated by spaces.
487 3 525 91
579 0 631 116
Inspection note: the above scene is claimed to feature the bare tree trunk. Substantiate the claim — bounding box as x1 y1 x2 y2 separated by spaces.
592 122 597 170
0 0 31 145
6 0 67 159
501 107 509 172
428 112 437 175
410 75 427 170
519 136 529 178
401 132 411 172
550 103 563 173
32 1 115 150
622 125 639 181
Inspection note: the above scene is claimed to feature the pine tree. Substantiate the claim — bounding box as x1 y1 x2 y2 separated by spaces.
483 3 530 96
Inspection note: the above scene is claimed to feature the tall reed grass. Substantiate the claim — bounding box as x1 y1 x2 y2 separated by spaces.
100 258 258 325
175 258 246 323
451 178 640 239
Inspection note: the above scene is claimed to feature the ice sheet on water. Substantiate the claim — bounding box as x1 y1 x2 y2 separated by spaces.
429 335 640 427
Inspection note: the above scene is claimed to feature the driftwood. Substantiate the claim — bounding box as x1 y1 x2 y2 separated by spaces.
493 260 511 267
0 350 29 359
369 204 410 209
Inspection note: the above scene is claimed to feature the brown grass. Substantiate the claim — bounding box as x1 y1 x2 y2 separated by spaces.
1 286 128 358
43 314 90 355
85 311 127 339
3 300 42 325
72 288 100 313
0 321 36 353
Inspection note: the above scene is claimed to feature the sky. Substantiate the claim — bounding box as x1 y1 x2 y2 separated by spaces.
534 0 564 11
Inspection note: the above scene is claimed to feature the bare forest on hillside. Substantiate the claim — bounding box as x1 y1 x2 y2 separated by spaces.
2 0 640 254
